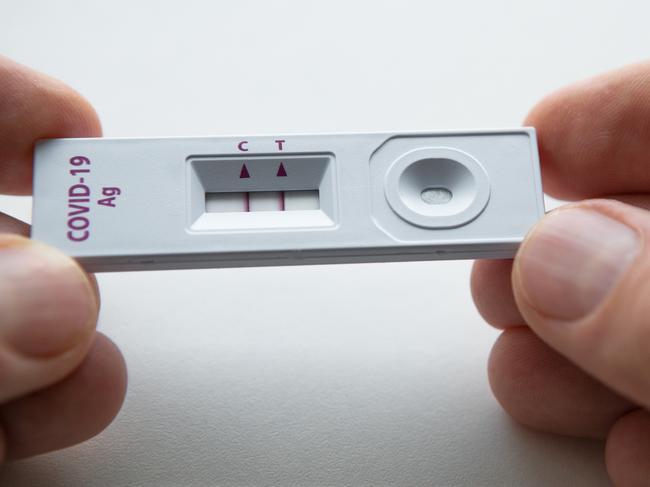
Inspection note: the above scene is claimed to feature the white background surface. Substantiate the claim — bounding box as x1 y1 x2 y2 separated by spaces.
0 1 647 485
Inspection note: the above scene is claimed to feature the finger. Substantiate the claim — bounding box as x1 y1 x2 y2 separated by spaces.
488 327 634 439
605 409 650 487
0 213 100 307
471 259 523 328
525 61 650 200
512 198 650 408
0 55 101 195
0 333 127 460
0 234 99 402
471 195 650 330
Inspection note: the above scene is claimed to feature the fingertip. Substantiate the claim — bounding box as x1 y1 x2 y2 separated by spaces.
0 56 102 194
68 333 128 440
606 409 650 487
47 79 102 139
488 328 537 427
470 259 523 328
524 61 650 200
0 55 102 135
86 273 101 312
1 333 128 460
523 84 589 200
90 334 128 420
0 235 98 359
488 327 633 439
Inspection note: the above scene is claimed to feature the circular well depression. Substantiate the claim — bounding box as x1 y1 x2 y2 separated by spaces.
397 157 477 217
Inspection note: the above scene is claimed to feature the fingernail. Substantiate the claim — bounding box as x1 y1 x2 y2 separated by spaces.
0 239 97 357
516 207 639 321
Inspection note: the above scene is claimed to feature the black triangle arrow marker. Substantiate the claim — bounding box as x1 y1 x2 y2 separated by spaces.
240 164 250 178
277 163 287 177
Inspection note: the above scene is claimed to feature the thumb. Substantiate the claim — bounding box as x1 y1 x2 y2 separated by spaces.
512 199 650 407
0 234 99 402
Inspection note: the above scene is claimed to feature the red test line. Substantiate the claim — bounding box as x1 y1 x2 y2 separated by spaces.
244 192 250 212
280 191 286 211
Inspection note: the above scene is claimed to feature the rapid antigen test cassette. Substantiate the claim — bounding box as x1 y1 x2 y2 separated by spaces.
31 130 544 272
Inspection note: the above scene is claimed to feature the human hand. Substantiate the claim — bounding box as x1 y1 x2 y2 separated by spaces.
0 56 127 461
471 63 650 486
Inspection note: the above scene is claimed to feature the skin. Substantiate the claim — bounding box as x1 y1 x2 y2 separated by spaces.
472 62 650 485
0 55 127 461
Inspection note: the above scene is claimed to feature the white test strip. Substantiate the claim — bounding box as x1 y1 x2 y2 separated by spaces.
205 190 320 213
31 129 544 272
285 190 319 211
249 191 283 212
205 192 247 213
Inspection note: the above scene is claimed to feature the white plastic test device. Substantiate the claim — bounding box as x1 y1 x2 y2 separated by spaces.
31 130 544 272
